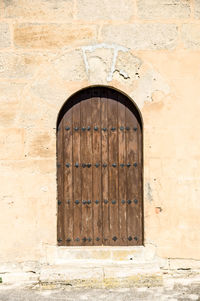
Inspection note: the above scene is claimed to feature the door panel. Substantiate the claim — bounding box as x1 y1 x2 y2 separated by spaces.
57 87 143 246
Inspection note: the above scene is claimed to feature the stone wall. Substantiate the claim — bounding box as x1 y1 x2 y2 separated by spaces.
0 0 200 263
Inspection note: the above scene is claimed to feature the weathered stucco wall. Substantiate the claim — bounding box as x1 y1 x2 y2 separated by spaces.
0 0 200 263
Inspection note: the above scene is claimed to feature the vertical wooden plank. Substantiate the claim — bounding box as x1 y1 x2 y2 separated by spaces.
126 106 140 246
57 119 64 245
63 110 73 245
107 90 119 245
80 90 93 245
117 96 127 246
137 121 143 245
92 88 102 245
101 89 110 245
72 102 82 245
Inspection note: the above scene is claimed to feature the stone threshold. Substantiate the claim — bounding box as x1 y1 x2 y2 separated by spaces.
44 245 159 265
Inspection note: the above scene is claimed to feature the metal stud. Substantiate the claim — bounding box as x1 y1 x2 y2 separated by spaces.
82 200 87 205
95 200 99 204
112 236 117 241
65 126 70 131
133 162 137 167
82 163 86 168
120 126 124 131
58 238 62 243
87 163 91 168
134 236 138 241
104 200 108 204
87 200 91 205
82 237 87 242
127 163 131 167
87 126 91 131
134 199 138 204
88 237 92 242
66 200 70 204
75 162 79 168
112 200 116 204
126 126 130 130
103 163 107 167
128 236 132 241
102 128 107 131
75 200 79 205
133 127 137 131
95 163 100 168
94 126 98 131
75 238 80 242
121 200 125 204
111 127 116 131
58 200 62 205
74 127 79 131
120 163 124 167
127 200 132 204
112 163 117 167
82 127 86 131
66 238 71 242
96 237 100 241
66 163 70 168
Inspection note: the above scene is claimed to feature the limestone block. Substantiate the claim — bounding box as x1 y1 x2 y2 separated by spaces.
113 51 142 83
0 272 38 284
0 128 24 160
137 0 191 19
0 175 23 205
14 24 96 49
102 24 178 50
0 159 55 177
55 247 111 263
85 48 114 84
194 0 200 18
0 23 11 48
4 0 73 21
0 52 49 79
181 24 200 49
40 266 103 282
31 64 69 108
25 128 56 158
76 0 134 21
17 91 57 128
53 49 87 81
0 82 26 126
0 102 19 127
103 265 160 279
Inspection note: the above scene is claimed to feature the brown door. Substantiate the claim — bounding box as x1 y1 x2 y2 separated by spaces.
57 87 143 246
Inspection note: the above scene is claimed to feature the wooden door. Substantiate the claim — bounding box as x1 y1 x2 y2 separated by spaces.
57 87 143 246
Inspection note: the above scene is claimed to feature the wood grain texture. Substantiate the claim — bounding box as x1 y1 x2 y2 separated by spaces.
57 87 143 246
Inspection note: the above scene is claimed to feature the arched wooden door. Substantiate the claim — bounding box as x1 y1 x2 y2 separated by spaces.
57 87 143 246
